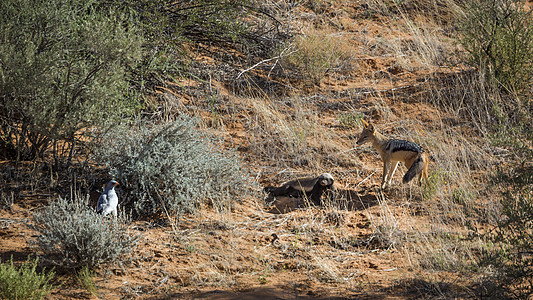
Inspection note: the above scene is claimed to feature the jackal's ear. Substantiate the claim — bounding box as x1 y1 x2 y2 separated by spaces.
362 119 374 132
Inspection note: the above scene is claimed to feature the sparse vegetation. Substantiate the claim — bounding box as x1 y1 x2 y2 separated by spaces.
478 166 533 299
367 193 405 250
77 265 98 297
337 112 364 129
451 1 533 297
421 169 444 201
0 191 14 210
0 257 54 300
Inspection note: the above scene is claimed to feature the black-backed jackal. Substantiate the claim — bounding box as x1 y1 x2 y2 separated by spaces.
357 120 429 189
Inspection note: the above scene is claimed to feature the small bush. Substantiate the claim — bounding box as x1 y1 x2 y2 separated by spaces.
422 169 444 201
31 196 139 269
451 187 475 206
0 257 54 300
95 116 252 218
337 112 364 129
449 2 533 162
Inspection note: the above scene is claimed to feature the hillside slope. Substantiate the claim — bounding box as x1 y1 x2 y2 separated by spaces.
0 1 512 299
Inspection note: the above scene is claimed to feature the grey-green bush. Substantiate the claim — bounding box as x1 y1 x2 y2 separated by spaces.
95 116 251 218
31 197 139 269
0 257 54 300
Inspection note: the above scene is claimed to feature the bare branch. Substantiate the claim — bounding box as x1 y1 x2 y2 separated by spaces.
236 46 297 79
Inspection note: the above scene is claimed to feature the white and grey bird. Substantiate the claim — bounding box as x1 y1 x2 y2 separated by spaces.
97 180 119 219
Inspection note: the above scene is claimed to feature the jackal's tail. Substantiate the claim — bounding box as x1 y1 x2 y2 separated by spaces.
403 152 428 184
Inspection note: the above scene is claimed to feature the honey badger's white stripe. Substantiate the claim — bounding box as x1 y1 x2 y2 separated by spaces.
318 173 334 186
264 173 335 205
279 173 334 192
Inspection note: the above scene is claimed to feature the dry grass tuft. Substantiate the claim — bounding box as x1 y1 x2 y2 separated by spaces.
280 29 355 85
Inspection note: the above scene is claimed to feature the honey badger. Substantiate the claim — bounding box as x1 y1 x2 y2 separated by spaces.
264 173 335 206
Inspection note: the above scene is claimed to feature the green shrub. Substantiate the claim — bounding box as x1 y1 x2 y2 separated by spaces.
337 112 364 129
31 196 139 269
0 0 267 162
480 166 533 299
422 169 444 201
456 5 533 291
95 116 252 218
456 0 533 161
0 257 54 300
457 0 533 95
0 0 144 161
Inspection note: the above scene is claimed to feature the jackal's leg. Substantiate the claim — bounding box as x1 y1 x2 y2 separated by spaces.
381 161 390 189
388 161 399 185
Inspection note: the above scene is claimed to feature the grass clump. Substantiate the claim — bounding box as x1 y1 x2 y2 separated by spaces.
77 265 97 297
337 112 364 129
422 169 444 201
0 257 54 300
95 116 251 218
31 196 139 269
282 30 354 85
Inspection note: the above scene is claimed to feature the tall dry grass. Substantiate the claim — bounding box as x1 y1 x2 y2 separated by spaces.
245 95 354 172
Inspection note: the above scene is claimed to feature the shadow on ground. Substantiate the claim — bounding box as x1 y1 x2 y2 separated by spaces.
267 188 380 214
151 285 362 300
